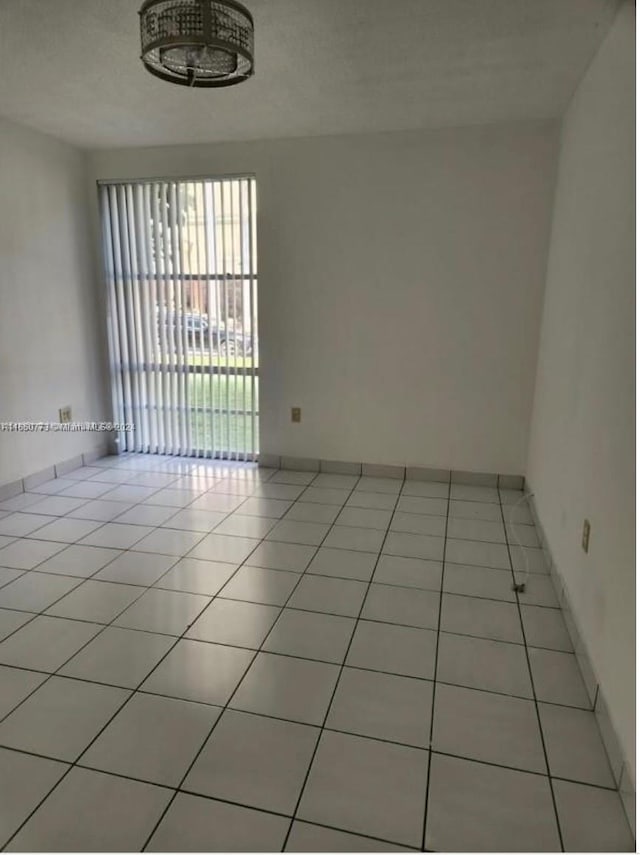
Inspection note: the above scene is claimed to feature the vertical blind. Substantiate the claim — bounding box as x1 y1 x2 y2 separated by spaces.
99 176 259 461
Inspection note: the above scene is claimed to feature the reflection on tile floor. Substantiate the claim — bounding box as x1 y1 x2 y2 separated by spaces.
0 455 633 852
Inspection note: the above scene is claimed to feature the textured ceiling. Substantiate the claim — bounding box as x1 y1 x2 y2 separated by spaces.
0 0 619 150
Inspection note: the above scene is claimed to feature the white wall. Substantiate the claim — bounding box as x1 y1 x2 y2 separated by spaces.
0 118 109 485
91 120 558 475
527 2 635 778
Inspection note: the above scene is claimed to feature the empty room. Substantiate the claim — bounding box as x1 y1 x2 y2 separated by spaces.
0 0 635 852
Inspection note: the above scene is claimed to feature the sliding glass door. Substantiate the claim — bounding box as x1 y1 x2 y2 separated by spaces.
99 176 258 461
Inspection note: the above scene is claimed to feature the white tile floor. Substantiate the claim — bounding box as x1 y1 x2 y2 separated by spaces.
0 455 633 852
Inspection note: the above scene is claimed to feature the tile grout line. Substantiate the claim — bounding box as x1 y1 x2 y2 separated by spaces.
279 474 409 852
0 459 603 851
420 469 452 852
499 493 566 852
0 466 285 849
138 470 367 852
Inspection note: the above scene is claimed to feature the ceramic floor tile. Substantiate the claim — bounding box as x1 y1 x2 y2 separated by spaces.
306 547 377 581
0 539 65 570
0 568 23 590
383 531 444 561
59 480 122 499
189 492 246 513
270 470 316 486
515 574 560 608
312 473 358 490
46 580 146 624
347 491 398 511
0 493 49 512
552 779 634 852
94 551 178 586
213 513 277 538
0 748 68 848
6 766 171 853
100 485 160 503
336 507 393 531
521 604 573 651
347 621 437 680
114 589 211 636
511 545 548 573
443 563 515 601
286 821 412 852
188 532 260 563
153 557 236 595
253 483 305 501
300 486 352 506
35 544 122 578
395 496 448 517
231 652 340 725
80 523 153 549
0 665 48 719
538 703 616 786
186 598 280 649
507 504 535 525
288 574 368 617
114 505 179 527
432 682 546 772
437 632 533 697
0 572 83 613
59 626 175 688
373 554 442 591
220 565 300 606
363 583 440 629
184 709 318 813
0 514 55 537
267 519 331 546
284 502 340 524
323 525 385 554
146 792 289 852
449 485 499 503
506 522 540 547
448 500 502 521
355 476 402 494
425 753 560 852
27 517 103 544
390 512 446 537
263 608 355 663
401 481 449 498
0 608 33 642
298 730 428 848
81 692 219 786
0 616 102 672
326 667 433 748
247 540 316 572
141 639 253 705
68 499 134 522
528 647 590 708
445 537 510 569
26 495 86 517
440 592 523 643
130 527 205 557
0 676 129 761
446 517 506 543
144 488 203 508
238 496 293 518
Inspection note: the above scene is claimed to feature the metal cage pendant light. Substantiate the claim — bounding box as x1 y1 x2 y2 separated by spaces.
139 0 254 88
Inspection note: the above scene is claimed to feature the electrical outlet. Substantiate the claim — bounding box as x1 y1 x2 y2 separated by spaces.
582 519 591 553
291 407 301 424
59 406 72 424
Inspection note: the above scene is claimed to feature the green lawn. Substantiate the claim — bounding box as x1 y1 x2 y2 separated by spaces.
186 373 259 456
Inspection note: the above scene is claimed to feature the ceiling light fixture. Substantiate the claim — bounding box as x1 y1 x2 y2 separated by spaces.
139 0 254 88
